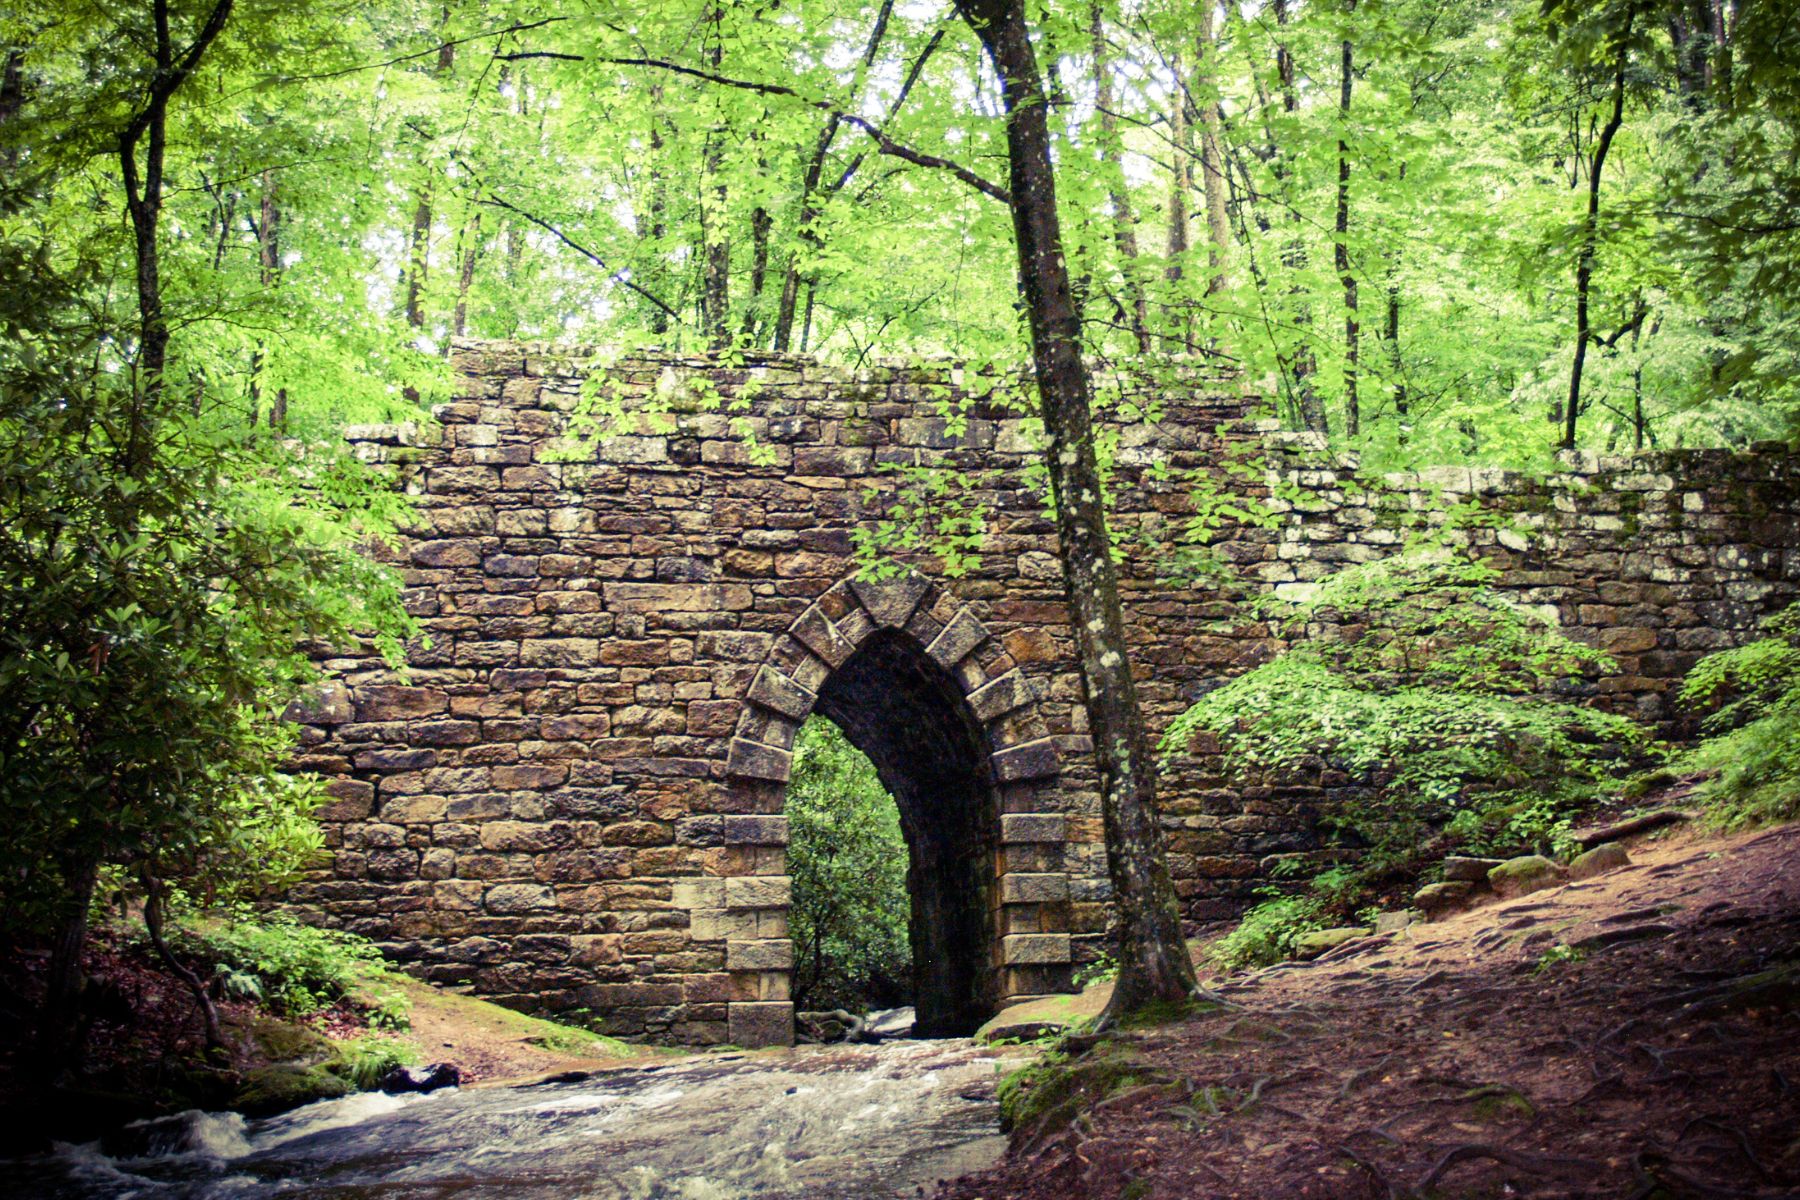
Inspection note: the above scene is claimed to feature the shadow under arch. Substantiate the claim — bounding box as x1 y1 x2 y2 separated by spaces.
809 627 998 1037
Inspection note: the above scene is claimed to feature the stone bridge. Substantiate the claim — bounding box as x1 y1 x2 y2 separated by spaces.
291 342 1253 1046
290 341 1799 1047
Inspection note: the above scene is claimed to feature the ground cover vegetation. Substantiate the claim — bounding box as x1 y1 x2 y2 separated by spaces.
2 0 1796 1073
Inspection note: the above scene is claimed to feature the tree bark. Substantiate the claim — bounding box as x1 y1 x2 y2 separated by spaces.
1270 0 1327 435
1194 3 1232 299
117 0 236 476
453 209 481 338
1565 36 1629 451
1089 1 1150 352
954 0 1199 1021
401 34 456 332
1335 4 1359 437
1165 50 1193 352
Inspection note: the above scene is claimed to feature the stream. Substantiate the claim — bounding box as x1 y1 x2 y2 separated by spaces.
2 1039 1016 1200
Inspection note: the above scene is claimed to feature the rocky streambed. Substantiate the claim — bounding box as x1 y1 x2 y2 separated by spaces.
3 1038 1017 1200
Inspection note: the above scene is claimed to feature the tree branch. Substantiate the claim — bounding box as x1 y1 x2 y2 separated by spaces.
269 18 570 85
598 55 1010 204
454 157 685 324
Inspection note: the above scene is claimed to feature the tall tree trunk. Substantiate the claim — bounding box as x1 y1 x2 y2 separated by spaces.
645 80 671 338
251 168 287 428
453 209 481 338
38 850 100 1072
1089 1 1150 351
1271 0 1327 435
1194 3 1232 299
117 0 235 475
1386 253 1406 438
699 4 731 348
773 0 896 351
401 33 456 333
954 0 1200 1021
1165 50 1193 352
1335 4 1359 437
1565 36 1629 452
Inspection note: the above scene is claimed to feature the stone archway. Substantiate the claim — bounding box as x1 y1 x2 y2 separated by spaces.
720 576 1073 1046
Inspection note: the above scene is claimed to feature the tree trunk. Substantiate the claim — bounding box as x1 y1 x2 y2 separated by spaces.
453 209 481 338
1089 0 1150 352
1335 4 1359 437
251 168 287 428
38 850 100 1072
700 4 731 348
1565 38 1629 452
143 872 225 1055
1194 3 1232 298
954 0 1199 1021
1271 0 1326 435
1165 50 1193 352
116 0 235 473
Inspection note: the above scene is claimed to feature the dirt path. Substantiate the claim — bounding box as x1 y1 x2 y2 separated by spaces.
940 822 1800 1199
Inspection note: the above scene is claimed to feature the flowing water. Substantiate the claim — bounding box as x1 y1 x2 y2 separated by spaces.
2 1040 1015 1200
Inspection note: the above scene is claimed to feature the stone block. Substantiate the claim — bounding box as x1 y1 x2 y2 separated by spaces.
727 738 792 782
605 582 754 613
1000 813 1065 844
747 666 815 721
726 939 793 970
999 873 1069 904
485 883 554 913
1569 841 1630 880
719 815 790 846
352 686 448 722
849 576 930 628
788 606 856 668
993 738 1060 782
725 875 791 910
728 1001 793 1048
926 608 989 668
969 672 1035 722
1001 934 1071 965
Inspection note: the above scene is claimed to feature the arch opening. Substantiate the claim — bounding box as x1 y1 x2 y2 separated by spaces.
800 628 1000 1037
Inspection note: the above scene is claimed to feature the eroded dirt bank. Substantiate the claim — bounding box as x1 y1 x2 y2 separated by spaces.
940 822 1800 1200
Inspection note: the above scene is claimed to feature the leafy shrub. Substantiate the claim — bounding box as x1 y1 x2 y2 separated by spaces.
327 1034 419 1091
786 716 912 1013
1208 891 1328 971
1678 602 1800 827
1164 545 1652 867
169 912 382 1017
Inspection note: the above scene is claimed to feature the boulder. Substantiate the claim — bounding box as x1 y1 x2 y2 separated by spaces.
1488 855 1566 899
1443 856 1504 883
1294 927 1372 960
860 1006 916 1041
1569 841 1631 880
1413 881 1474 914
378 1062 463 1094
1373 910 1420 935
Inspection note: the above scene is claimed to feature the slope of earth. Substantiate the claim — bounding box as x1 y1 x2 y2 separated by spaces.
939 821 1800 1200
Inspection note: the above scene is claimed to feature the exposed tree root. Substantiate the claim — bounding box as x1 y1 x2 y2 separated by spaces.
1417 1142 1605 1190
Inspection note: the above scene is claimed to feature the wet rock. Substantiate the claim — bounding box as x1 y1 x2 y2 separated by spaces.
862 1007 915 1041
379 1063 463 1094
1569 842 1631 880
1489 855 1566 899
1414 881 1474 915
1443 856 1504 883
1294 927 1372 960
977 1019 1065 1045
234 1065 351 1117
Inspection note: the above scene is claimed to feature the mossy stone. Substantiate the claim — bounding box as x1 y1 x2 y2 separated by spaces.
233 1065 351 1117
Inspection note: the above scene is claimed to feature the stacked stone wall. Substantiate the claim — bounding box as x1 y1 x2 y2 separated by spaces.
1157 426 1800 917
290 342 1799 1039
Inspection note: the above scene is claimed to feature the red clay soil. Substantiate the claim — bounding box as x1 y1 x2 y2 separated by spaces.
939 821 1800 1200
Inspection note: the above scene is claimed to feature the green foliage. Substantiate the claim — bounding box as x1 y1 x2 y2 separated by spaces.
786 716 912 1013
326 1034 420 1091
1678 603 1800 827
168 913 383 1017
1165 546 1651 868
1208 891 1328 972
1072 952 1119 990
1534 943 1589 973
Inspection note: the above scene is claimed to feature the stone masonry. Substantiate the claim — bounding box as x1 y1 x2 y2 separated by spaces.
287 341 1798 1046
